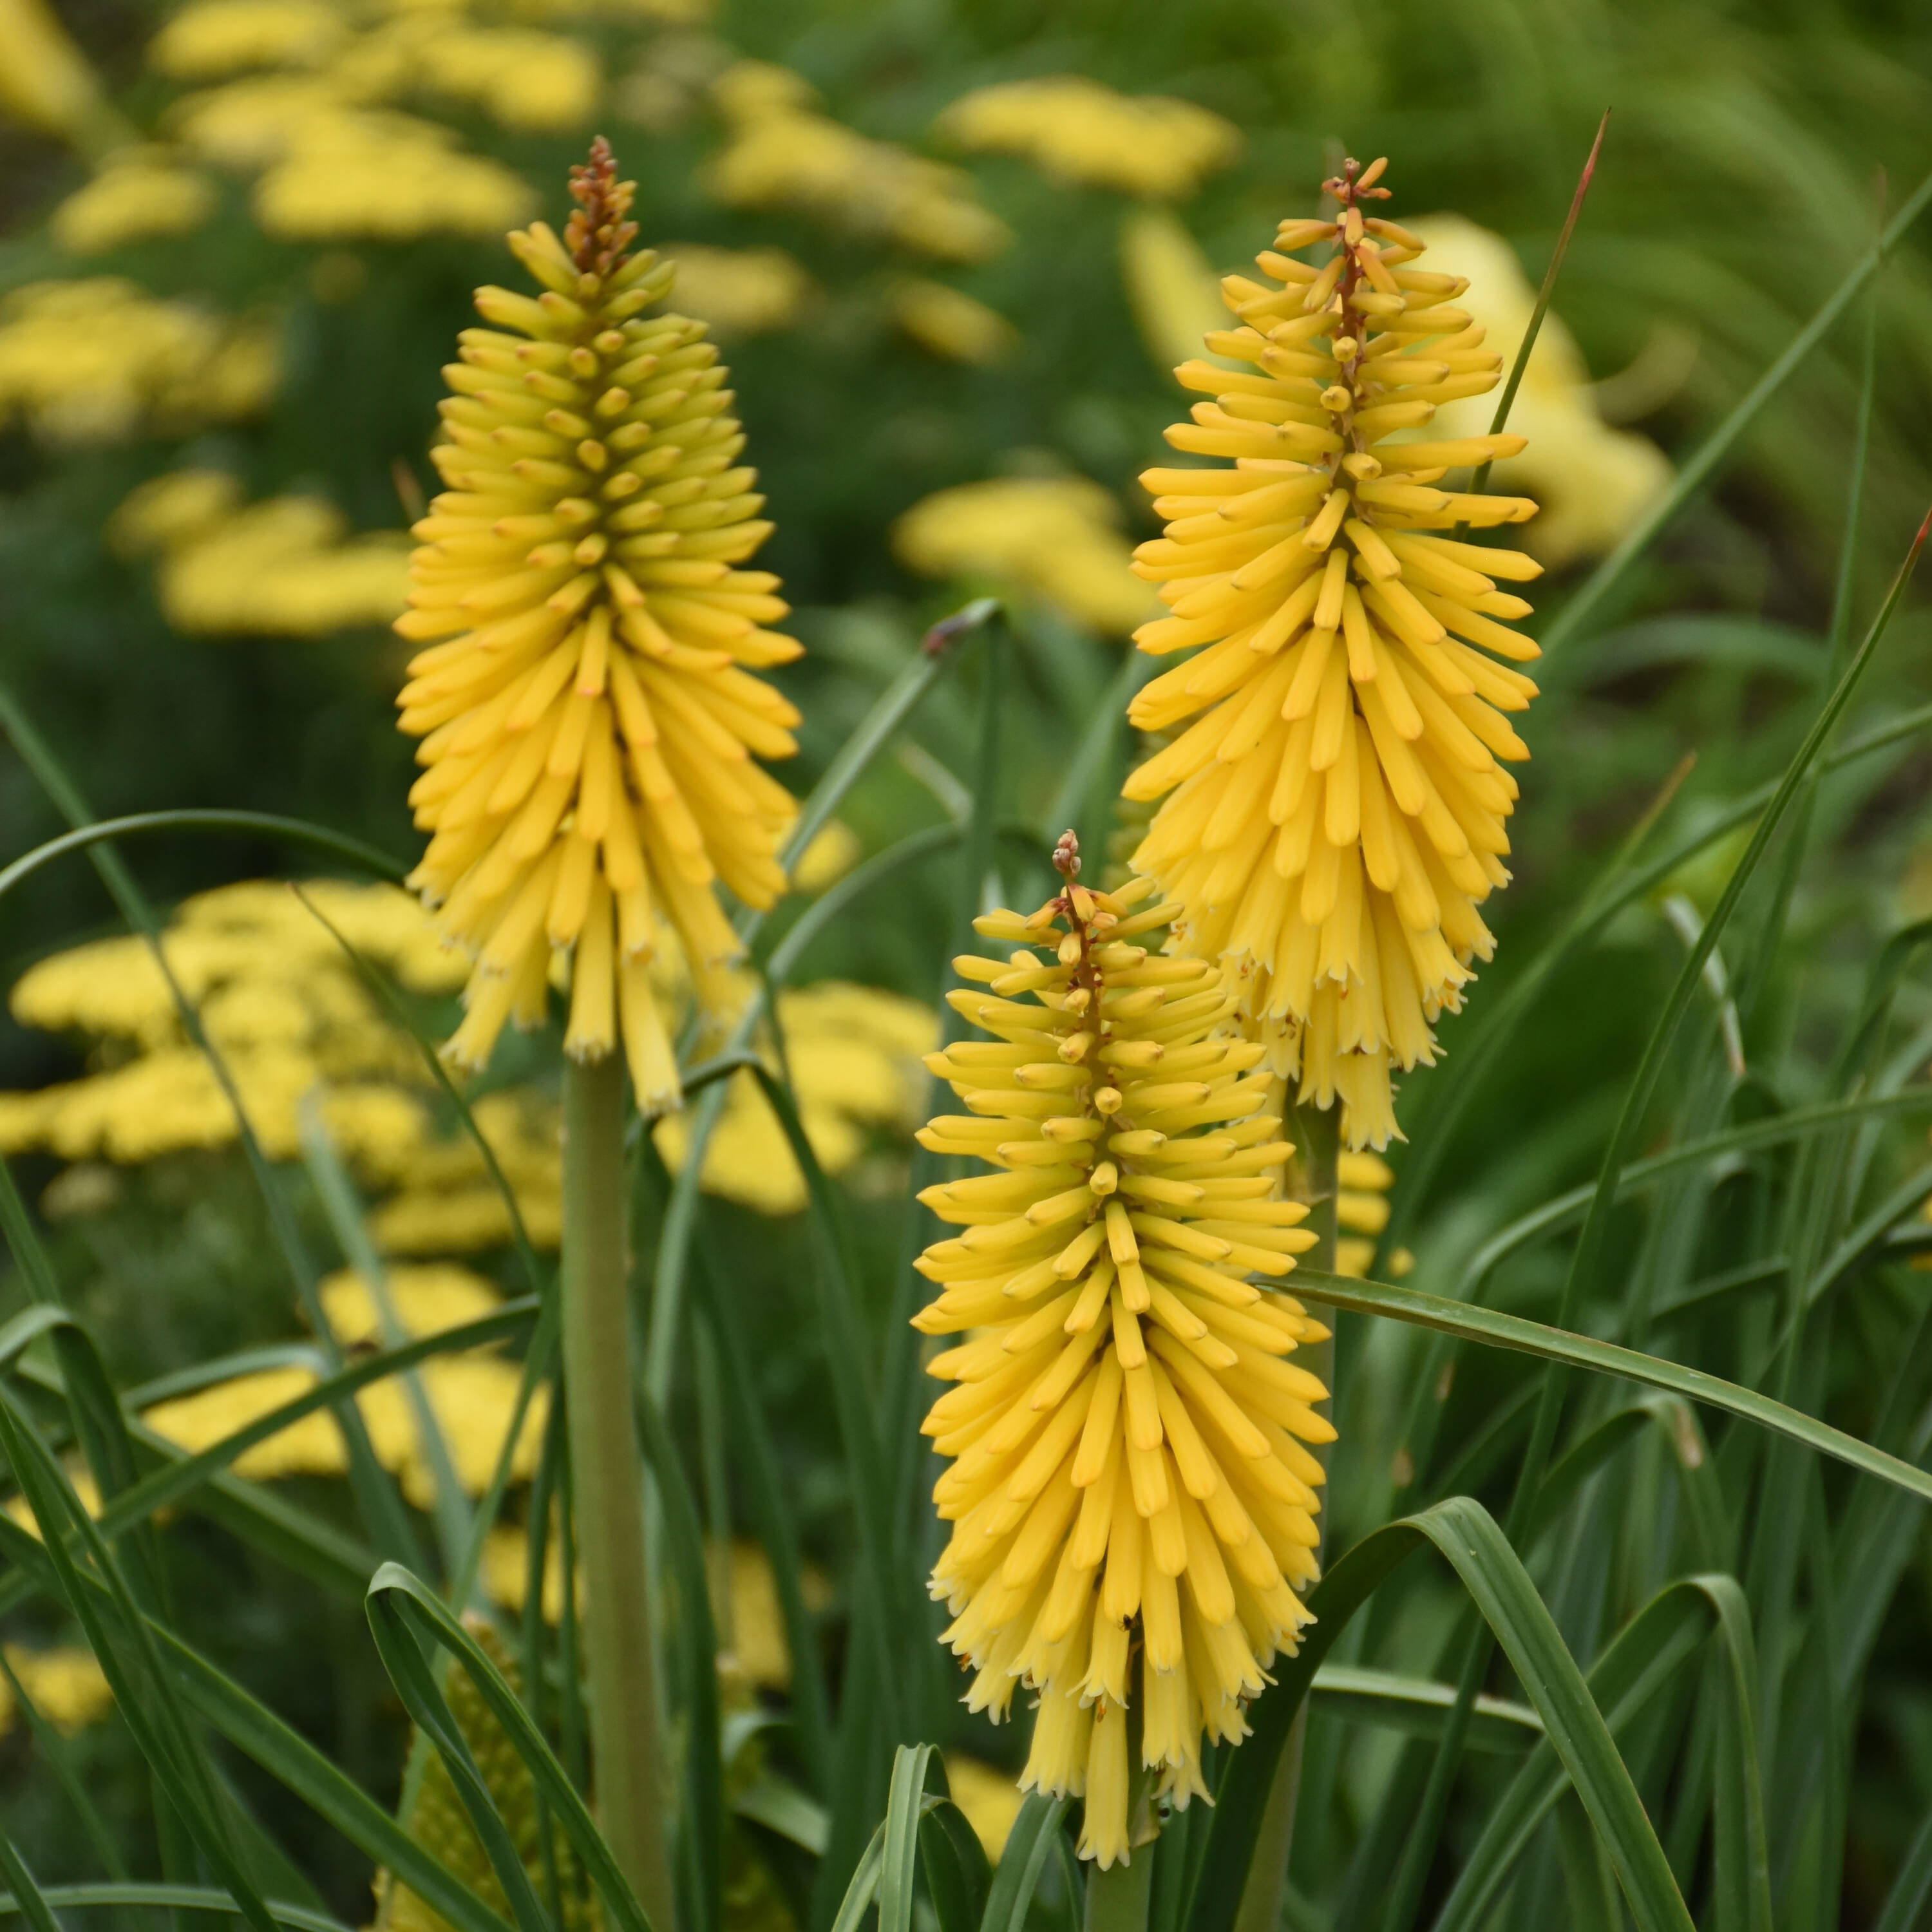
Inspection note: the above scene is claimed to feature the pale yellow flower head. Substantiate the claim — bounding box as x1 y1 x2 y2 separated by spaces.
1124 157 1544 1148
0 0 111 146
894 475 1159 637
657 245 813 337
889 278 1018 366
113 477 410 637
0 279 277 444
705 62 1009 263
937 76 1239 202
52 149 218 255
916 838 1329 1868
397 139 802 1113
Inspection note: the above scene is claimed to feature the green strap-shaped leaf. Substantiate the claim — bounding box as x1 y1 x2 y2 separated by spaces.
746 1065 924 1736
648 598 992 1409
763 823 958 987
1307 1665 1541 1752
688 1232 835 1797
1457 1087 1932 1300
918 1801 991 1932
1191 1498 1693 1932
0 1514 514 1932
880 1745 943 1932
1873 1803 1932 1932
0 668 425 1570
162 1629 518 1932
0 1886 355 1932
1289 1267 1932 1506
976 1794 1067 1932
1387 694 1932 1251
0 809 408 907
1432 1576 1763 1932
290 884 547 1306
366 1564 655 1932
0 1395 280 1932
829 1823 887 1932
632 1378 722 1932
1540 162 1932 658
761 598 998 910
0 1824 62 1932
300 1104 473 1584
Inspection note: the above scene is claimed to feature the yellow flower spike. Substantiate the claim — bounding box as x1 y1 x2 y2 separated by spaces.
1123 155 1544 1150
916 831 1331 1867
396 137 803 1115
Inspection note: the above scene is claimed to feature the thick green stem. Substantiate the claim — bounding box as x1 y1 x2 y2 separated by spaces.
1233 1096 1339 1932
560 1054 674 1931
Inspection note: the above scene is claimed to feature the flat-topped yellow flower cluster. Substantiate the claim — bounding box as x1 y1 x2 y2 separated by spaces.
395 138 801 1111
1124 156 1543 1148
914 841 1331 1867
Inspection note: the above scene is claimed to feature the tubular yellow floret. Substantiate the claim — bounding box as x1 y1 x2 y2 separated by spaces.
395 138 800 1114
916 832 1329 1866
1124 156 1541 1149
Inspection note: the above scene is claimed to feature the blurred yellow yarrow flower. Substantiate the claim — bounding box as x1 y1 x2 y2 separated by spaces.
396 140 802 1112
894 475 1159 637
1126 157 1543 1148
706 61 1009 263
916 840 1329 1867
52 149 217 255
937 75 1239 202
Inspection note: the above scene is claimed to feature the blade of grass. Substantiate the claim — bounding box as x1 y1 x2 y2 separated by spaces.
0 1160 166 1607
0 1824 62 1932
0 674 422 1569
1540 163 1932 657
1466 109 1611 500
979 1795 1069 1932
299 1103 472 1586
764 824 957 987
365 1563 656 1932
830 1824 887 1932
883 610 1009 1661
1308 1666 1542 1751
762 599 998 911
1287 1267 1932 1506
0 811 407 905
156 1627 517 1932
1456 1086 1932 1300
687 1229 834 1795
1191 1497 1695 1932
289 886 547 1301
0 1394 278 1932
0 1641 129 1880
645 600 992 1414
1871 1804 1932 1932
744 1064 914 1736
1431 1583 1721 1932
68 1306 534 1546
1515 506 1929 1521
0 1889 352 1932
1387 702 1932 1255
290 880 560 1617
880 1745 943 1932
632 1378 722 1932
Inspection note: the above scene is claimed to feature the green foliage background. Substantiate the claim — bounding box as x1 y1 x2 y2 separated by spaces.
6 1 1932 1929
